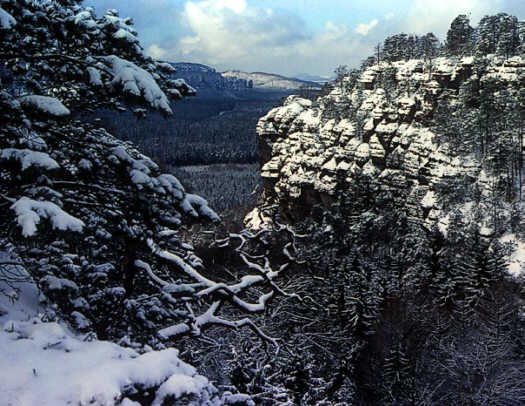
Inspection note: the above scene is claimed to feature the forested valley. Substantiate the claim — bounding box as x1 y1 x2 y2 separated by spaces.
1 2 525 406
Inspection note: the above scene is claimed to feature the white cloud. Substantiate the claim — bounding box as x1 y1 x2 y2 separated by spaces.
214 0 246 13
176 0 308 63
152 0 373 76
354 19 378 36
405 0 501 37
147 44 167 59
384 13 394 21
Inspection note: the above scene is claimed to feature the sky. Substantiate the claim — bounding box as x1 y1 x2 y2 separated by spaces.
85 0 525 77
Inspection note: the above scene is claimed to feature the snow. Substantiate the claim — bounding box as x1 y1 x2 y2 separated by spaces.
101 55 172 114
71 311 92 329
87 67 103 87
500 234 525 277
297 109 320 129
167 88 183 98
19 96 70 117
157 174 185 200
152 374 210 406
0 253 222 406
169 78 194 91
0 317 217 406
111 146 158 174
244 207 272 230
461 56 474 65
0 6 16 29
19 131 47 151
129 168 153 187
322 158 337 171
333 119 355 136
273 97 311 122
113 28 138 43
181 194 220 222
156 62 176 73
40 275 79 292
0 149 59 171
10 197 85 237
78 158 93 170
121 399 141 406
421 191 436 209
73 10 98 32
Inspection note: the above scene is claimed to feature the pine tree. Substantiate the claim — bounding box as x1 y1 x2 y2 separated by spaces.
446 14 474 56
0 0 283 347
381 342 414 405
476 15 500 56
345 255 379 339
476 13 520 58
420 32 440 62
496 14 520 58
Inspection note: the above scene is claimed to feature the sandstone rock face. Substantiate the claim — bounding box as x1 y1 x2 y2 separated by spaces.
255 56 525 227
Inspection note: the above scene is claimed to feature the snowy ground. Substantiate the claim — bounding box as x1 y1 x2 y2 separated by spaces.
0 249 223 406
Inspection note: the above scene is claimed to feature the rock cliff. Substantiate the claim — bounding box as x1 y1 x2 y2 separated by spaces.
255 56 525 232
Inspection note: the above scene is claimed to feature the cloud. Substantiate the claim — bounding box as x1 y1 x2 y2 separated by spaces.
147 44 167 59
145 0 375 76
404 0 502 37
176 0 309 61
354 19 379 36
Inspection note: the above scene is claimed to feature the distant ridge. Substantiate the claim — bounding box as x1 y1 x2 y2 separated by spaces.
168 62 252 99
294 73 333 83
222 70 322 90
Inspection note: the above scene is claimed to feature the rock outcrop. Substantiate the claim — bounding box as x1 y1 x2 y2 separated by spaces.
255 56 525 229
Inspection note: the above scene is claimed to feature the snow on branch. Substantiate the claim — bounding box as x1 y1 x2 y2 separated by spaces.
100 55 172 114
147 239 217 287
134 259 201 294
0 6 16 29
148 239 280 310
158 300 278 345
147 238 286 342
180 193 220 222
10 197 84 237
0 149 59 171
19 95 70 118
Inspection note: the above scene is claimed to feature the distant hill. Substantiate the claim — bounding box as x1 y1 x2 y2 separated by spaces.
294 73 333 84
169 62 252 99
222 70 322 91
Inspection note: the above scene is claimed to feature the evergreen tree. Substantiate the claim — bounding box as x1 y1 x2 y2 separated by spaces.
476 13 520 58
446 14 474 56
476 14 501 56
420 32 440 62
496 13 520 58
